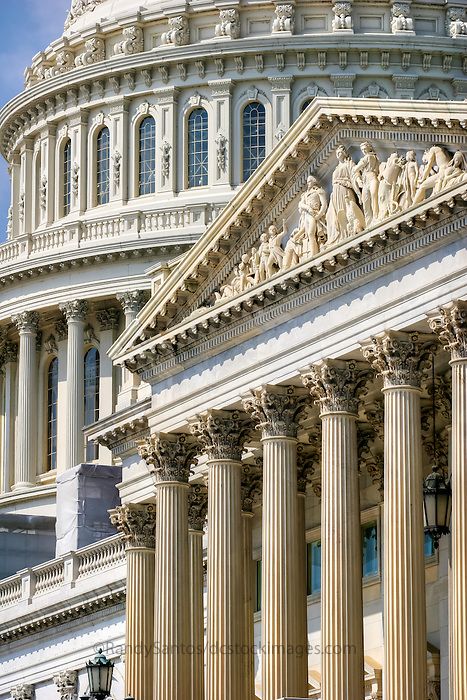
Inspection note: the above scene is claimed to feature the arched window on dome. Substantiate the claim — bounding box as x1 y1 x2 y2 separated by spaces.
84 347 100 461
242 102 266 182
96 126 110 205
187 108 208 188
301 98 313 113
63 139 72 216
139 116 156 196
46 357 59 471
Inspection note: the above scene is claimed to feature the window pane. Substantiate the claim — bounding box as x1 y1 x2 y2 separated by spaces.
301 98 313 113
362 522 378 578
425 532 435 558
242 102 266 181
255 559 262 612
306 540 321 595
47 357 58 471
96 127 110 205
84 348 100 460
63 140 72 216
188 108 208 188
139 117 156 196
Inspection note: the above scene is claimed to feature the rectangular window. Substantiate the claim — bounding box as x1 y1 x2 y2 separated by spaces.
254 559 262 612
362 522 379 578
306 540 321 595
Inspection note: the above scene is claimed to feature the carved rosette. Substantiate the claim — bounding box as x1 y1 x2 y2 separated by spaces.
188 483 208 531
12 311 40 334
109 503 156 549
302 360 373 415
190 409 251 461
139 433 198 483
117 290 147 316
60 299 88 323
53 670 78 700
361 332 437 388
241 464 263 512
10 685 34 700
242 385 308 438
429 300 467 361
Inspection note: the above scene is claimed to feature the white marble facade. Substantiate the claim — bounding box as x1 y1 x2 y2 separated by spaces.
0 0 467 699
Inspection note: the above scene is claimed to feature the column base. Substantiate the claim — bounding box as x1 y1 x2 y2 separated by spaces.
11 481 35 491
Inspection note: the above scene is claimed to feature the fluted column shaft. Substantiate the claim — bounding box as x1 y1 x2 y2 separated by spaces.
188 529 204 700
242 511 255 700
61 301 87 470
116 291 146 410
296 490 309 692
13 312 39 489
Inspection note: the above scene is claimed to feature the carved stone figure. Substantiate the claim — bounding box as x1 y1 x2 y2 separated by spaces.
161 141 171 179
161 16 190 46
114 26 144 56
216 133 227 172
326 145 363 246
413 145 454 204
298 175 327 255
75 37 105 67
266 222 287 277
332 2 353 31
272 4 295 33
398 150 419 209
391 2 414 33
354 141 380 226
282 227 305 270
215 9 240 39
448 8 467 37
438 151 467 190
378 152 404 220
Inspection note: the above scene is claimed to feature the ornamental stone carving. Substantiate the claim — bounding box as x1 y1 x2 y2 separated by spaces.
139 433 198 483
161 141 171 179
391 2 414 33
301 360 373 415
114 26 144 56
188 484 208 531
71 162 79 196
12 311 39 334
429 300 467 360
361 331 437 388
332 2 353 31
215 9 240 39
54 319 68 341
75 37 105 67
46 50 74 78
109 503 156 548
272 4 295 33
241 464 262 512
191 410 251 461
2 341 18 364
40 175 47 211
65 0 106 30
216 133 228 172
243 385 308 438
113 150 122 189
117 290 147 316
10 685 34 700
161 16 190 46
60 300 88 322
448 8 467 37
44 335 58 355
53 669 78 700
296 444 316 494
96 308 120 331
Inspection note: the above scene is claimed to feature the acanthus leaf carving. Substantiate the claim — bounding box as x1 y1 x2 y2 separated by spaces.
361 331 437 388
190 409 251 461
188 483 208 531
429 300 467 360
114 26 144 56
161 16 190 46
332 2 353 31
272 4 295 33
109 503 156 548
242 385 308 438
139 432 198 483
301 360 373 415
53 669 78 700
75 37 105 67
215 9 240 39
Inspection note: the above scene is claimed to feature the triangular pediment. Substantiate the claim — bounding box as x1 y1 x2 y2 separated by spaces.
110 97 467 369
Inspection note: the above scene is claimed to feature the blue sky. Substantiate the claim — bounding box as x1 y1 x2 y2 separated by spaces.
0 0 70 241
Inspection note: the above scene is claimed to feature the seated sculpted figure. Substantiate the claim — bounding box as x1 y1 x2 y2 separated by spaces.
437 151 467 190
413 145 455 204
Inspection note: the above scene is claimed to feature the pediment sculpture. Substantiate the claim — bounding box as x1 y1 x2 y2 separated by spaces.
215 143 467 303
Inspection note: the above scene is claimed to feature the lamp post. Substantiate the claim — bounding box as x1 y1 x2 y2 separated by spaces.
80 649 114 700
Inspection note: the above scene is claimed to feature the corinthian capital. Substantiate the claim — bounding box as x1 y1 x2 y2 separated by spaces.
428 300 467 361
109 503 156 548
242 385 308 438
188 483 208 531
53 670 78 700
12 310 39 334
60 299 88 322
117 290 147 315
301 360 373 415
190 409 251 461
139 432 198 483
361 331 437 388
10 685 34 700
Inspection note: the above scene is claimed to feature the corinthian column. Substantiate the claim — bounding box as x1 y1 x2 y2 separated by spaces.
191 410 250 700
139 433 197 700
116 291 147 410
243 386 308 700
109 503 156 700
362 332 436 700
188 484 208 700
12 311 39 490
429 301 467 700
302 361 373 700
60 300 88 470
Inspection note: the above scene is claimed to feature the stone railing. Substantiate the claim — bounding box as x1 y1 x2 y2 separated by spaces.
0 534 125 610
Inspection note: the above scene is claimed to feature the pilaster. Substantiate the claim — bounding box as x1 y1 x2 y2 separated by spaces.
109 99 129 205
39 125 56 226
19 140 33 236
209 80 234 185
116 291 146 409
8 153 21 239
154 87 179 195
268 76 293 142
69 110 89 215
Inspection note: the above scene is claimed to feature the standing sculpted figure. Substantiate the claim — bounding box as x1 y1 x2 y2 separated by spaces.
326 145 364 246
378 152 404 220
298 175 328 257
354 142 380 226
282 228 305 270
257 232 271 283
266 222 287 277
412 145 453 204
399 150 419 209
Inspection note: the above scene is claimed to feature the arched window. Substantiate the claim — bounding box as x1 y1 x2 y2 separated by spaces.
96 127 110 205
139 116 156 196
187 108 208 188
242 102 266 182
84 348 100 461
63 139 72 216
47 357 58 471
301 98 313 113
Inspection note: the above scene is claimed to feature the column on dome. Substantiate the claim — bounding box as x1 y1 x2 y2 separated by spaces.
139 433 197 700
12 312 39 489
69 110 89 216
109 503 157 700
191 410 251 700
39 125 56 226
8 153 21 239
302 361 373 700
109 99 129 205
96 308 120 463
19 139 33 235
429 301 467 700
0 342 17 493
154 87 179 195
243 385 308 700
60 300 88 470
54 319 68 473
362 332 436 700
268 77 293 143
208 79 233 186
187 484 208 700
116 291 146 410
